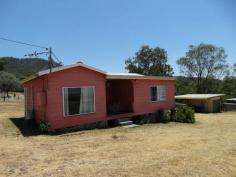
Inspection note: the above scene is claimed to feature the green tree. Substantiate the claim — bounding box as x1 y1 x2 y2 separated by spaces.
175 76 197 95
222 76 236 98
125 45 174 76
177 44 228 93
0 71 21 100
0 59 6 71
234 63 236 75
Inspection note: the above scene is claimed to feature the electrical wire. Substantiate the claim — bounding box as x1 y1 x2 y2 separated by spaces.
0 37 48 49
52 51 63 65
0 36 63 65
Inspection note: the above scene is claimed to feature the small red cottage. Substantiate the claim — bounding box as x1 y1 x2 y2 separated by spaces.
22 63 175 130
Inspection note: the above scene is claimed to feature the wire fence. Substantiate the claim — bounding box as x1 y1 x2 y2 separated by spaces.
0 92 24 102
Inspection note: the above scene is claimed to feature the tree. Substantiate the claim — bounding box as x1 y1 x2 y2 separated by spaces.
177 43 228 93
175 76 197 95
0 59 6 71
222 76 236 98
234 63 236 75
0 71 21 101
125 45 174 76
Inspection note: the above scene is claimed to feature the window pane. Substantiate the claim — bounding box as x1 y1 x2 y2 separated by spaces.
157 86 166 101
79 87 94 114
150 86 157 101
68 88 81 115
64 87 95 116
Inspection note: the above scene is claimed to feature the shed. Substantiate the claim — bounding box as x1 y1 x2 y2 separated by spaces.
175 94 224 113
223 98 236 111
22 63 175 131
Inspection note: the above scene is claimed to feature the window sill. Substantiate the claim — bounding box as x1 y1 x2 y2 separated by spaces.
150 100 166 103
64 111 96 118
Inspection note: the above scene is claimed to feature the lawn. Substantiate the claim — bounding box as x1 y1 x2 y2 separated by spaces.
0 101 236 177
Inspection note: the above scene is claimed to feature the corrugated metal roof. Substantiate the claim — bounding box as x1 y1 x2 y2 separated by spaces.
226 98 236 101
175 94 225 100
106 73 174 80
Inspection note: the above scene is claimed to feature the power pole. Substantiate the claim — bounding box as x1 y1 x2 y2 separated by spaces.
48 47 53 73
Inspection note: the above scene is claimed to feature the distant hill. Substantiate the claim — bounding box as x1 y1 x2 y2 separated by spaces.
0 57 61 80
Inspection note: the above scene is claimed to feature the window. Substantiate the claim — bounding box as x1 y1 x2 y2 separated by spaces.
63 87 95 116
150 85 166 102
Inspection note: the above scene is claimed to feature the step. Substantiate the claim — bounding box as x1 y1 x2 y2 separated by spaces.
122 124 139 128
119 120 133 126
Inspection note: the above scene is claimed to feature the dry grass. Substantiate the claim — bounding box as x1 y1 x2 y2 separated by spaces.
0 101 236 177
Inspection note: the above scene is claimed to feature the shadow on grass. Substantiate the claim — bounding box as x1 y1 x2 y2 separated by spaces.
9 117 41 137
8 117 103 137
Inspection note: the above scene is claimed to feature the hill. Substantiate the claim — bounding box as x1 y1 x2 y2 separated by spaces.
0 57 60 80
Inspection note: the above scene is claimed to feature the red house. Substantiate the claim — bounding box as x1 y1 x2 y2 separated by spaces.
22 63 175 131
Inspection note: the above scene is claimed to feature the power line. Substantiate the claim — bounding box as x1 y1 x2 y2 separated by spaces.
52 51 63 64
0 37 48 49
0 36 63 66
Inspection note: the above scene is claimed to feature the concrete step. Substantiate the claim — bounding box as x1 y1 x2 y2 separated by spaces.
119 120 133 126
122 124 139 128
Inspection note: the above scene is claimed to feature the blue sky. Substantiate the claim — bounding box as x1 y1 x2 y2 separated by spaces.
0 0 235 75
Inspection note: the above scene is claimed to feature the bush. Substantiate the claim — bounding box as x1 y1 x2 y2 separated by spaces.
132 114 156 125
156 109 171 123
139 114 151 124
38 120 50 133
170 109 176 121
175 106 195 123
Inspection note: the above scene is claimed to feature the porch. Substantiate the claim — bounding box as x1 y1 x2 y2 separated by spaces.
106 79 134 116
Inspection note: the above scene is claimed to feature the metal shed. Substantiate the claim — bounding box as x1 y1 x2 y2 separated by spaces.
175 94 225 113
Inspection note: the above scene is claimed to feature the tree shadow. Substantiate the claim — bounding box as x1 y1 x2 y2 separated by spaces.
9 117 41 137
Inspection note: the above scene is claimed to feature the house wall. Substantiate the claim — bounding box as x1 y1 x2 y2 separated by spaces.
23 76 47 123
46 66 107 130
133 80 175 114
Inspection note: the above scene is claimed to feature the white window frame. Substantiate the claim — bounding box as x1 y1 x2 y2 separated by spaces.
150 85 166 102
62 86 96 117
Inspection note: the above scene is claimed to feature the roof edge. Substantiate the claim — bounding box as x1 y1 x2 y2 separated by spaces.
38 63 107 76
21 74 38 84
106 75 175 80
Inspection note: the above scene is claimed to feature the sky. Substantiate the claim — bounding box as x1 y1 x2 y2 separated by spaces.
0 0 235 75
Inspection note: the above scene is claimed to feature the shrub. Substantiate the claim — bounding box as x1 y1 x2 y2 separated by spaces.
156 109 171 123
175 106 195 123
170 109 176 121
139 114 151 124
38 120 50 133
132 114 155 125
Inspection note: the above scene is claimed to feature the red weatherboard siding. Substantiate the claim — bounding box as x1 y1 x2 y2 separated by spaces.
133 80 175 114
45 66 107 130
23 76 46 123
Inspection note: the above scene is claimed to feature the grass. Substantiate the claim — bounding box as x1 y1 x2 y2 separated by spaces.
0 101 236 177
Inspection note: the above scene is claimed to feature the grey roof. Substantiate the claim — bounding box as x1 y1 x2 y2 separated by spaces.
226 98 236 101
175 94 225 100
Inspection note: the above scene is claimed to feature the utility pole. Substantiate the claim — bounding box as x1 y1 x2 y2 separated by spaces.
48 47 53 73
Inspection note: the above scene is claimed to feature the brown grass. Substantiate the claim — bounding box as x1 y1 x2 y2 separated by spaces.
0 101 236 177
